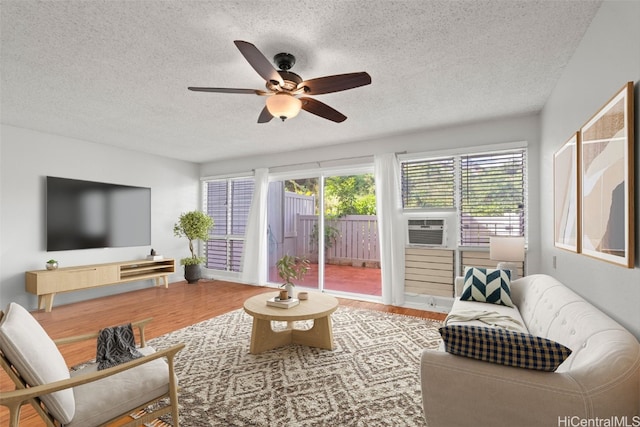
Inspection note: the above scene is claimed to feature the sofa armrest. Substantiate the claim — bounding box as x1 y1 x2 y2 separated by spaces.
420 349 587 427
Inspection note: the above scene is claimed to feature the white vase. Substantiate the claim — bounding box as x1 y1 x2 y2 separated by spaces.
285 283 295 299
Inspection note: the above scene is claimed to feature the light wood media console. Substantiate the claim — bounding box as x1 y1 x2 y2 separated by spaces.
26 258 176 312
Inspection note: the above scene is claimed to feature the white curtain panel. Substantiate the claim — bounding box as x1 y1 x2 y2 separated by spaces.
240 168 269 285
374 153 405 305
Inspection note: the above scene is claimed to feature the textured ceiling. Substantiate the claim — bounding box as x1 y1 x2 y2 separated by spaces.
0 0 602 163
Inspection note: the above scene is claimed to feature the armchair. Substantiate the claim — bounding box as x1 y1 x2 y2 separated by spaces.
0 302 185 426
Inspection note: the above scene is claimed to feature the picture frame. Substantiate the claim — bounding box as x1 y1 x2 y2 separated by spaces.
579 82 635 268
554 132 580 252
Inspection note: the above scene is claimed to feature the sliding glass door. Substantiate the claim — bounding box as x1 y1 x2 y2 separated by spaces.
267 177 320 289
266 169 381 298
323 173 381 296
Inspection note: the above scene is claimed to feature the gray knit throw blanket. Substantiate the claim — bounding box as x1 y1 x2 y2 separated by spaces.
96 323 143 370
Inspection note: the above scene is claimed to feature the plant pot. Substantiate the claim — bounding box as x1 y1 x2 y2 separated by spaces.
184 264 201 284
284 283 295 298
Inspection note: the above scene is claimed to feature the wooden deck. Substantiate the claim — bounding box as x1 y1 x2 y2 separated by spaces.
301 263 381 296
270 263 382 296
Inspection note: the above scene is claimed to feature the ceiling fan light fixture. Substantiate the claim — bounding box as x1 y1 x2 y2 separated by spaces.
189 40 371 123
266 93 302 121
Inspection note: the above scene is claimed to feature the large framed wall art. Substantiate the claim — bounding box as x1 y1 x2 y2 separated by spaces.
554 132 580 252
579 82 634 268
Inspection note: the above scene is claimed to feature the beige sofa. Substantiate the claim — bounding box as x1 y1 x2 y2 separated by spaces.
420 274 640 427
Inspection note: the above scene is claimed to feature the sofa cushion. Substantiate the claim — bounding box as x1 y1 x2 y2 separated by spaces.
0 303 75 423
439 324 572 371
460 267 514 307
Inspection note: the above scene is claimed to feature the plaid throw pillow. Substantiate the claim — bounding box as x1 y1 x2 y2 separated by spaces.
460 267 514 307
439 324 572 372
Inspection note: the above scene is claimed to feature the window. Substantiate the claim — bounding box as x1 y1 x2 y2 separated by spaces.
460 150 526 245
203 177 254 272
400 147 527 246
401 157 455 209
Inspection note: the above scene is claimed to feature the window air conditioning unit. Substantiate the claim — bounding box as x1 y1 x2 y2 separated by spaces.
407 218 446 247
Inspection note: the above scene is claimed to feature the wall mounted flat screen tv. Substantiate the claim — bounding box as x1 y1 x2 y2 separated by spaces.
46 176 151 251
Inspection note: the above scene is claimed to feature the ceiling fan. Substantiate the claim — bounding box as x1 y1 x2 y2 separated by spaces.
188 40 372 123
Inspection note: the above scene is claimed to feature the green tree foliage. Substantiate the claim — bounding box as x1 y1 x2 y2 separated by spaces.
284 178 319 197
324 175 376 217
284 175 376 217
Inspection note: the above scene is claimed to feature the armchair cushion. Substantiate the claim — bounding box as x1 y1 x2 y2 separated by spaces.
0 303 75 424
68 346 172 427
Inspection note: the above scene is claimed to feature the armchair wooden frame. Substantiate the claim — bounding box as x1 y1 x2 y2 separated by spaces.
0 314 185 427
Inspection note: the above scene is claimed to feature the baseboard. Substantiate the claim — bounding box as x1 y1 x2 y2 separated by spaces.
403 293 453 314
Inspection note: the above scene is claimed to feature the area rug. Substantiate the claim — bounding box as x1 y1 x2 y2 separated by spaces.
147 306 443 426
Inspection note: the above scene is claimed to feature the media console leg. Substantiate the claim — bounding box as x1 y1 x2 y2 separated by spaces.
40 294 55 312
154 276 169 288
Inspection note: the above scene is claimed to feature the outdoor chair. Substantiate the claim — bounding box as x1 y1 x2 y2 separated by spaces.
0 302 184 426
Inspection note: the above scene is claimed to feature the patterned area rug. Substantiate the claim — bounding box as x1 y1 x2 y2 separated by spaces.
148 306 443 426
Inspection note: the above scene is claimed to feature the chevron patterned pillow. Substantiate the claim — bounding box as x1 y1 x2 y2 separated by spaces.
439 324 572 371
460 267 514 307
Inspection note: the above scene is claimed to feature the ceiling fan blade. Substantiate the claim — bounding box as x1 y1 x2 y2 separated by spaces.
299 72 371 95
188 87 265 95
257 106 273 123
300 97 347 123
234 40 284 86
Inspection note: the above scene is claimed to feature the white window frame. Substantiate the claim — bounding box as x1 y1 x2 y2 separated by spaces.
398 142 528 247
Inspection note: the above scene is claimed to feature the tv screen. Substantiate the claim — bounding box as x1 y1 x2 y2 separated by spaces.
46 176 151 251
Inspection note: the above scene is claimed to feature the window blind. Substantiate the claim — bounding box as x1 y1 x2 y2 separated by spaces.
230 179 254 235
459 149 526 246
401 157 455 209
206 181 228 237
203 178 255 272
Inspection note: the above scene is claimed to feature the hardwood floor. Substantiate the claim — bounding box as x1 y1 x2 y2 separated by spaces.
1 279 446 426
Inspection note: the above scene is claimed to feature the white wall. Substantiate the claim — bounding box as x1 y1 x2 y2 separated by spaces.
0 125 200 310
540 0 640 338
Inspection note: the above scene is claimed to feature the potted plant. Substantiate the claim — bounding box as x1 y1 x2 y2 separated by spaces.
46 259 58 270
173 211 214 284
276 254 310 298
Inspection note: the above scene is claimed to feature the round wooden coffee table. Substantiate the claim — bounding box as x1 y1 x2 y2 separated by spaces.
243 291 339 354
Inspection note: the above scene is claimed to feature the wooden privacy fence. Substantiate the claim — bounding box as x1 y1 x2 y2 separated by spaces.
284 192 315 238
296 215 380 267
